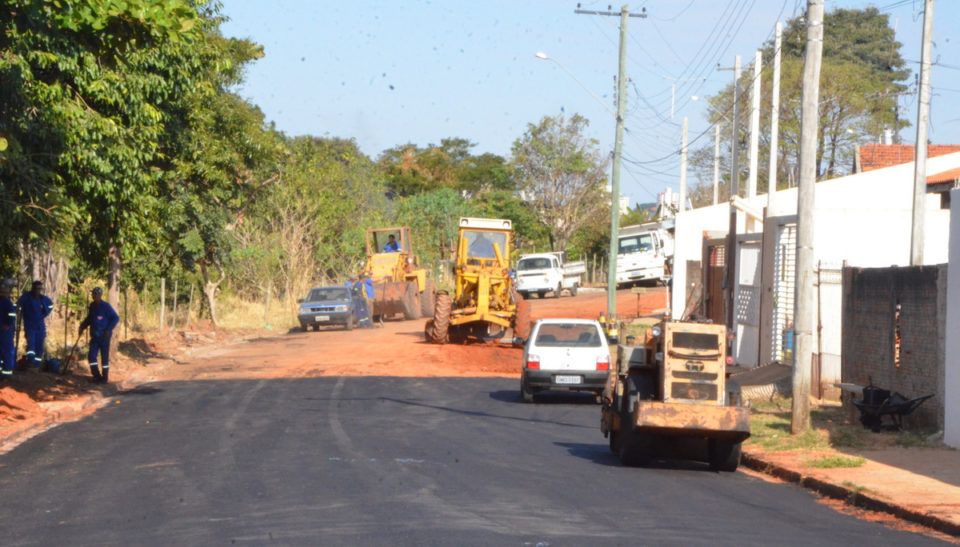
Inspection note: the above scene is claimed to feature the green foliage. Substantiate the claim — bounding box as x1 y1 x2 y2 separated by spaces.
510 113 609 252
394 189 476 267
804 455 866 468
379 138 515 197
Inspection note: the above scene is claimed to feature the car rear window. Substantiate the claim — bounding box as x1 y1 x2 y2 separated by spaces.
307 288 349 302
535 324 602 347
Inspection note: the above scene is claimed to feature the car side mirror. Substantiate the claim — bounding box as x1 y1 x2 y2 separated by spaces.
512 337 524 346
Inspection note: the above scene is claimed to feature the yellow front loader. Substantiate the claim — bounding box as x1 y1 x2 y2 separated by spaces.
363 227 435 321
425 217 530 344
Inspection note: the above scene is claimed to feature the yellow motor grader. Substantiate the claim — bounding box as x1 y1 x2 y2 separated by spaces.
424 217 530 343
362 227 435 321
601 320 750 471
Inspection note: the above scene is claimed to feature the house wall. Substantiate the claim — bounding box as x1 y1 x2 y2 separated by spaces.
946 188 960 448
841 265 945 430
671 152 959 383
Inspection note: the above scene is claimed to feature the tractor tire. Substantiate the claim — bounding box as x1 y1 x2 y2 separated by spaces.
708 440 742 472
429 291 451 344
513 297 532 340
419 280 436 317
402 281 420 320
537 291 546 299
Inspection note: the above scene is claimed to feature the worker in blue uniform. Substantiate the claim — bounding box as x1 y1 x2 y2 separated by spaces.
383 234 400 252
0 279 16 381
351 276 371 328
17 280 54 368
78 287 119 383
363 274 377 327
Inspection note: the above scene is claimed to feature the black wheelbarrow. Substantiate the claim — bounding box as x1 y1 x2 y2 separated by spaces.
852 386 934 432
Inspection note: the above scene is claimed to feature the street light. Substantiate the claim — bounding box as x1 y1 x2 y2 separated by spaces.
534 52 616 117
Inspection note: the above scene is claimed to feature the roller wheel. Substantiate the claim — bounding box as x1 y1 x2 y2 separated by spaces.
402 281 420 320
708 440 742 472
419 280 436 317
513 297 532 340
429 291 451 344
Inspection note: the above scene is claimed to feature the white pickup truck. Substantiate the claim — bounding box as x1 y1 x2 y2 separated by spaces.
615 219 674 287
515 252 585 299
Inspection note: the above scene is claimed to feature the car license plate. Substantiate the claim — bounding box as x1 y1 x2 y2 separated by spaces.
315 315 330 322
555 375 582 385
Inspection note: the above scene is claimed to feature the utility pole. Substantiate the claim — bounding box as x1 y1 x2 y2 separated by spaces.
768 22 782 214
719 55 742 332
748 50 762 199
679 116 688 212
793 0 824 434
911 0 935 266
713 125 721 205
576 5 645 334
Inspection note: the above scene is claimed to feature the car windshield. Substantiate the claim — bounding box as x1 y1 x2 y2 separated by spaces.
306 288 349 302
535 323 602 347
463 230 507 259
517 257 551 271
619 234 654 254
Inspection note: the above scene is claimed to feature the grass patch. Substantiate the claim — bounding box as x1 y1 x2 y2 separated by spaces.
745 395 940 453
805 455 866 468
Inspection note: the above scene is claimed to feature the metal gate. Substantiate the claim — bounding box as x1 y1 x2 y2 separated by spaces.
734 236 762 365
770 223 797 363
702 239 726 325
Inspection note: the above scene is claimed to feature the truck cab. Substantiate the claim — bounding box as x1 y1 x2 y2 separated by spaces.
615 221 674 287
515 252 584 299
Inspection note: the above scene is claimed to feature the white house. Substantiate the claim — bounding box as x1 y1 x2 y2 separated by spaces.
670 151 960 392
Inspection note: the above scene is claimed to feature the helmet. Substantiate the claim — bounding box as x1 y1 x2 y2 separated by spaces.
91 287 103 296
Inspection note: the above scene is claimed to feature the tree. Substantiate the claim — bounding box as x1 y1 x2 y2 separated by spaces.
510 113 609 253
394 189 476 268
689 7 910 194
379 138 514 197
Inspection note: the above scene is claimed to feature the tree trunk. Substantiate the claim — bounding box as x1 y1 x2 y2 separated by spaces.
108 243 121 307
18 241 69 309
199 257 226 327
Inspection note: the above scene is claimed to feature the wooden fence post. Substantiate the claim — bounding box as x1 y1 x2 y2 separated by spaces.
172 279 179 330
159 278 166 332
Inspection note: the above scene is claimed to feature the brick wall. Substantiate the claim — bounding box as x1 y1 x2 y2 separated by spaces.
842 265 946 429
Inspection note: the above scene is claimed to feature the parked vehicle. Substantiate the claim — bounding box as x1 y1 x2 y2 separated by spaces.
424 217 530 344
516 319 611 403
515 252 585 299
297 286 360 331
600 319 750 471
615 219 674 287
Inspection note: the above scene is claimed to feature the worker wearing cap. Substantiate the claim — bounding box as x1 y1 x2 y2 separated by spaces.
17 280 54 368
0 279 16 380
78 287 119 383
383 234 400 252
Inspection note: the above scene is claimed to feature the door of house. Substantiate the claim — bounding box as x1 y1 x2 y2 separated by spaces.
734 236 762 366
702 238 726 325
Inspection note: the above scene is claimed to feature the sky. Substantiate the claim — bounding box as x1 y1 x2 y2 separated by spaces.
219 0 960 207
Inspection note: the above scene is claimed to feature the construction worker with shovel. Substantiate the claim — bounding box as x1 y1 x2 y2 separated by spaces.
78 287 119 384
17 280 54 369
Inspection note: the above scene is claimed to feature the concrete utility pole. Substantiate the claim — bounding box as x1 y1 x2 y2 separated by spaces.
768 22 782 214
748 50 762 199
575 4 646 334
792 0 824 434
911 0 935 266
679 116 688 212
713 125 721 205
720 55 742 332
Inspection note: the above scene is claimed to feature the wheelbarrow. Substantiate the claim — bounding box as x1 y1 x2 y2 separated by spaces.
852 386 934 432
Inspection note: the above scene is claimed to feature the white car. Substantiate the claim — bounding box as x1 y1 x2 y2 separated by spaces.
518 319 611 403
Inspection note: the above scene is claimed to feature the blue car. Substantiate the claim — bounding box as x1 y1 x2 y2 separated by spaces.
297 286 360 331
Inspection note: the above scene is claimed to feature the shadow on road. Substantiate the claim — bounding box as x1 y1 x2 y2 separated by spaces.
554 442 621 467
117 385 165 396
489 390 600 406
380 396 592 429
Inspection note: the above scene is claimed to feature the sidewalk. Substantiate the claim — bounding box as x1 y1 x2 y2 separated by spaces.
744 446 960 538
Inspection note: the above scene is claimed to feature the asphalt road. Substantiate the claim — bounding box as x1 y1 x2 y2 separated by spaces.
0 377 944 545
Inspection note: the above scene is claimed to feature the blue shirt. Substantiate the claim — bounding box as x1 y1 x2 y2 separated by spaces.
80 301 120 339
383 241 400 252
364 278 375 299
17 292 54 329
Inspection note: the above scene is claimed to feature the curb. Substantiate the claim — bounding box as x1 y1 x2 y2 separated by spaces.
742 452 960 537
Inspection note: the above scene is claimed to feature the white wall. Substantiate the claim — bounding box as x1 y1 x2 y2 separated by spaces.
672 152 960 376
946 188 960 448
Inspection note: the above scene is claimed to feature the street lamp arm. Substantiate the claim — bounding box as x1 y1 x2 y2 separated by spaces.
535 52 617 117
